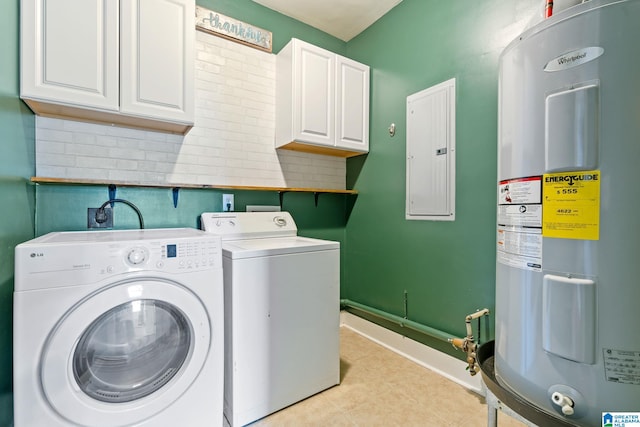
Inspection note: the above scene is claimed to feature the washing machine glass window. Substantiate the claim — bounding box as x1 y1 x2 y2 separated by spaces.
73 299 191 403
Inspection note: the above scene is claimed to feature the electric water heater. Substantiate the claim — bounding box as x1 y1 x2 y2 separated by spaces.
495 0 640 426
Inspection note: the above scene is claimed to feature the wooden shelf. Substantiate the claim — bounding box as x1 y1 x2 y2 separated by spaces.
278 142 367 158
30 177 358 195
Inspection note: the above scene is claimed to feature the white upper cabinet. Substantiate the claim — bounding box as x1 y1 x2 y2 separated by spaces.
21 0 119 111
21 0 195 134
295 42 335 147
336 55 369 153
276 38 369 157
120 0 194 125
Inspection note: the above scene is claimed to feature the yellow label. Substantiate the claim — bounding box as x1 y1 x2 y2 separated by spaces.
542 170 600 240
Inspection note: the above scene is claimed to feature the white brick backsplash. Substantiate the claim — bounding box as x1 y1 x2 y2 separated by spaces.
66 167 110 180
36 140 65 154
35 31 346 190
76 156 118 169
37 128 73 143
65 144 109 157
36 165 67 177
37 153 76 167
95 135 119 147
117 159 140 170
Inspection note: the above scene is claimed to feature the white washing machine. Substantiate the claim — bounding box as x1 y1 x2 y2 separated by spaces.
200 212 340 427
13 228 224 427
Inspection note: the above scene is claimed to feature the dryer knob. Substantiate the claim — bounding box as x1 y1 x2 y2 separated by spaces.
127 248 147 265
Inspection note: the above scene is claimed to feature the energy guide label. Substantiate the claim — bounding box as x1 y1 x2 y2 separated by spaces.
542 170 600 240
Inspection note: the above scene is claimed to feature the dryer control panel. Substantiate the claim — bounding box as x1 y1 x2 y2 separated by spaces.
201 211 298 240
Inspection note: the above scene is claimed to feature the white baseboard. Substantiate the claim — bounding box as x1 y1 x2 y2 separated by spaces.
340 311 484 395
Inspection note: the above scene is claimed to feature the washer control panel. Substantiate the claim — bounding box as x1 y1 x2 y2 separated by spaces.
15 228 223 291
201 211 297 240
126 246 149 266
118 238 220 273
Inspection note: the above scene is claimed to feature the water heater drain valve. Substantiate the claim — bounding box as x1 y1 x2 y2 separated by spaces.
551 392 575 416
449 308 490 376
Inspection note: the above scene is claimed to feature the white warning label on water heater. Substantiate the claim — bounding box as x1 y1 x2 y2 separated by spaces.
498 176 542 227
497 176 543 271
497 226 542 271
603 348 640 385
499 176 542 203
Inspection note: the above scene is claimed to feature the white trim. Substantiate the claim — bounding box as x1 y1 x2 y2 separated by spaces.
340 311 484 395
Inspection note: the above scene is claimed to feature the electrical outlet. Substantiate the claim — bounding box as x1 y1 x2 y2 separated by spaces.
222 194 234 212
88 207 113 229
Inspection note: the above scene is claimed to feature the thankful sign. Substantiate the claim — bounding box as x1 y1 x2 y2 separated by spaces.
195 6 272 52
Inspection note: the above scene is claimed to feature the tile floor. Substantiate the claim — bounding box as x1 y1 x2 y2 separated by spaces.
251 327 526 427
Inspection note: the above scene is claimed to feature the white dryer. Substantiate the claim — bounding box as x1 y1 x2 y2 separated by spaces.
13 228 224 427
200 212 340 427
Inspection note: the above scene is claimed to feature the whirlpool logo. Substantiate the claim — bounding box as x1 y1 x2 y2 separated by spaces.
557 51 587 65
545 47 604 72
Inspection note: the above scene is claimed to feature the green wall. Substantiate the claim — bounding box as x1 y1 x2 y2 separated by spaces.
35 184 347 247
342 0 538 354
0 0 36 421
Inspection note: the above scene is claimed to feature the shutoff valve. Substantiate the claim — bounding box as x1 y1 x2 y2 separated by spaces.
449 308 490 376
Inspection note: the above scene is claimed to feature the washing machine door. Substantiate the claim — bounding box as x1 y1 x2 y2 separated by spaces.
73 299 191 403
40 278 211 427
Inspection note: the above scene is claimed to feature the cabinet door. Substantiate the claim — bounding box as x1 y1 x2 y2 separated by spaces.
21 0 119 111
336 56 369 152
293 41 335 146
120 0 194 124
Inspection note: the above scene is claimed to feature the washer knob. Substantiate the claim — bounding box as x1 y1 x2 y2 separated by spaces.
127 247 148 265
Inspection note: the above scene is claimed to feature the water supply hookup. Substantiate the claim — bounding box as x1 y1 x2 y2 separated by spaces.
449 308 490 375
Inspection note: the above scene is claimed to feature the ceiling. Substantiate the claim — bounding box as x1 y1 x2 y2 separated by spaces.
251 0 403 42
